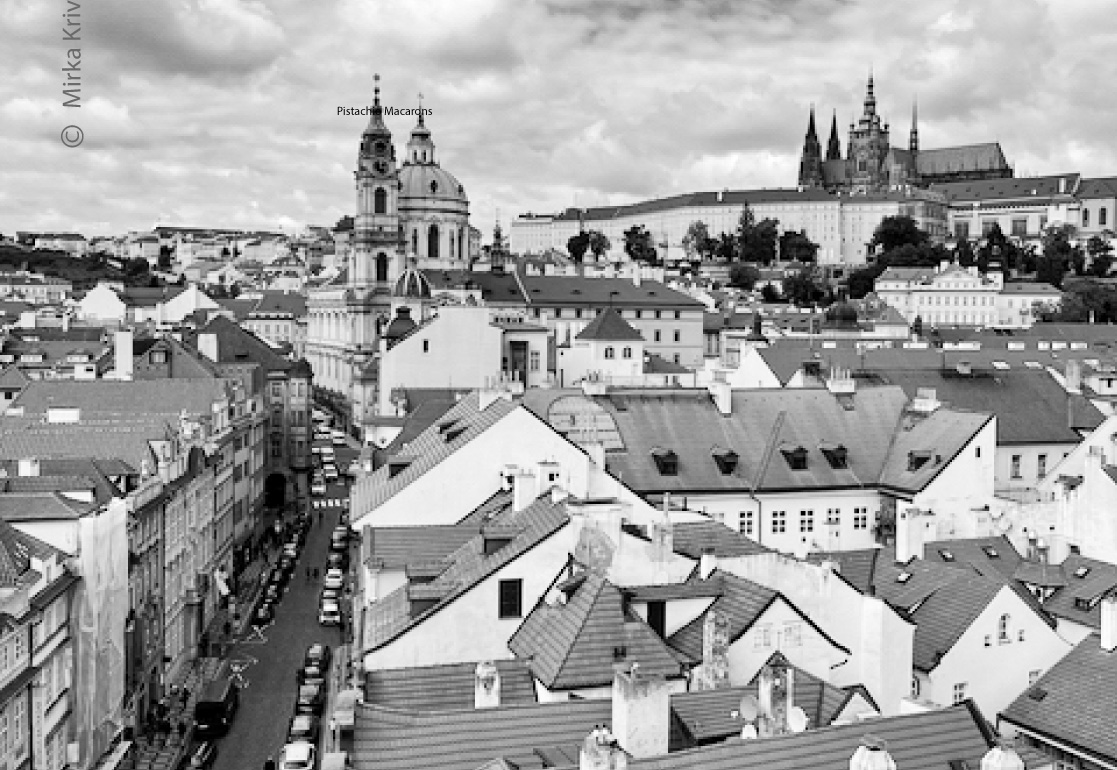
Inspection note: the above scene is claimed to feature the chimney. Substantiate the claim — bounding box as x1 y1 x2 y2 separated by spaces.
633 268 642 287
756 657 796 736
579 727 627 770
62 313 70 333
537 460 561 498
980 742 1027 770
1059 177 1067 194
895 507 928 564
612 666 669 758
474 661 501 709
512 469 536 512
694 608 729 690
1101 592 1117 653
699 546 718 580
650 518 674 568
17 458 40 477
1065 359 1082 393
849 736 897 770
114 329 134 381
708 380 732 416
198 331 219 363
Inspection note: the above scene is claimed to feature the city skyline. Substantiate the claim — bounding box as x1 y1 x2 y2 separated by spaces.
3 0 1117 236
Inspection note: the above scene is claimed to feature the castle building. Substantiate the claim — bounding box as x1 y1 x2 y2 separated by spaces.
798 75 1013 194
305 76 471 436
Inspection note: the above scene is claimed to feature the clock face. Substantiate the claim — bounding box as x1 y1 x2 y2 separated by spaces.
374 141 388 156
373 160 389 175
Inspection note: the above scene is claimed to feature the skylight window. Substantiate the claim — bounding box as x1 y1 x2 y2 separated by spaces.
1074 566 1090 578
651 448 678 476
907 451 932 472
820 444 849 469
982 546 999 558
711 447 738 475
896 572 912 584
781 446 808 471
939 549 955 562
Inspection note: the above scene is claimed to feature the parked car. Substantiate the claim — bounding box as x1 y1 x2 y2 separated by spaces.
268 567 288 587
320 446 336 462
252 603 275 627
279 741 317 770
295 683 326 716
326 552 348 572
296 664 326 687
338 510 350 526
311 480 327 497
323 569 344 591
193 675 239 738
282 543 299 559
318 600 341 626
331 430 347 446
277 555 296 576
304 643 332 669
320 586 341 604
263 583 283 604
332 688 362 734
286 714 321 745
323 464 339 482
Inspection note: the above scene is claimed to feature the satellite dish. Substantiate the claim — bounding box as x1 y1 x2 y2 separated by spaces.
739 694 759 722
788 706 809 733
740 724 758 740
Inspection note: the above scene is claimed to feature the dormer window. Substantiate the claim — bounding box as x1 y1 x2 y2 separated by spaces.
896 572 912 584
907 450 932 472
651 447 678 476
1074 597 1095 611
820 444 848 469
1074 566 1090 578
939 549 955 562
982 545 999 558
711 447 738 475
781 446 808 471
387 457 413 479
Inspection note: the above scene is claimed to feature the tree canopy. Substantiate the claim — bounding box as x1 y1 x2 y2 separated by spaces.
587 230 611 261
682 221 714 262
623 225 659 265
779 230 819 263
728 262 760 290
566 231 590 264
872 215 928 253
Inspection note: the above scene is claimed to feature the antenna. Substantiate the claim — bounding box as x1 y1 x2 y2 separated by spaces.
788 706 809 733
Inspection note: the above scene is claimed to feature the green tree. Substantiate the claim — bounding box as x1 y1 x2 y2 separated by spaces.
1087 236 1114 277
760 284 782 303
872 215 928 253
566 231 590 264
778 230 819 263
587 230 611 261
782 265 826 307
955 238 976 268
335 215 354 231
728 262 761 290
124 257 150 276
623 225 659 265
682 221 711 261
848 264 888 299
713 233 737 263
911 315 924 337
157 245 173 270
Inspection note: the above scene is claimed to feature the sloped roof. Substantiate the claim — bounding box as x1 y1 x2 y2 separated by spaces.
575 308 644 342
876 407 993 496
184 315 292 373
214 297 257 321
250 290 307 317
667 571 779 662
916 143 1010 176
806 549 881 595
0 366 30 391
9 378 228 418
669 520 767 560
364 659 537 711
907 575 1006 672
508 571 685 689
519 274 703 309
644 353 691 374
1001 633 1117 765
920 536 1023 579
118 286 186 307
0 415 172 468
930 173 1079 203
1040 555 1117 629
0 492 95 521
381 396 461 456
367 525 478 570
1077 176 1117 200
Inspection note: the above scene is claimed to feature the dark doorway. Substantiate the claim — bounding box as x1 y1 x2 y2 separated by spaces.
375 252 389 282
264 473 287 509
508 341 528 385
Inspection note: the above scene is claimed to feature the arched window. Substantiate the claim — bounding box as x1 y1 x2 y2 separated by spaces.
604 346 615 359
430 180 439 195
458 230 464 261
422 150 427 162
622 347 632 359
998 613 1010 643
428 224 440 260
1102 208 1109 227
375 252 389 283
412 230 418 254
1083 208 1090 227
374 187 387 214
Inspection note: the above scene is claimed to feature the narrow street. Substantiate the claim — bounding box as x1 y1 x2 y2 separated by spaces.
210 467 352 770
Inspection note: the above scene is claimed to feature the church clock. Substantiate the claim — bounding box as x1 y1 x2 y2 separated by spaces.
373 160 389 176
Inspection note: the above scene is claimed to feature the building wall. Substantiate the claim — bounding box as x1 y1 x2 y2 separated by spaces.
726 596 847 687
912 418 997 523
925 585 1071 718
995 443 1075 495
541 306 704 369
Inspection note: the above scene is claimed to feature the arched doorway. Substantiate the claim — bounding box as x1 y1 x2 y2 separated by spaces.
264 473 287 509
374 187 387 214
428 224 439 260
375 252 389 282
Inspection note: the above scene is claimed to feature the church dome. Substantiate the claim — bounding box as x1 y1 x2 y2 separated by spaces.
398 164 469 206
393 266 432 299
383 306 418 342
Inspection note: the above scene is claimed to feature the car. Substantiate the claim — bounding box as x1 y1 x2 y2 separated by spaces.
269 567 289 586
295 683 326 716
304 643 332 669
320 586 341 604
187 740 219 769
338 510 350 526
282 543 299 559
326 552 348 572
323 465 339 482
296 663 327 687
320 446 336 461
279 741 317 770
329 538 348 556
277 555 296 575
252 603 274 627
286 713 321 745
311 480 327 497
331 430 347 446
263 583 283 604
323 569 344 590
318 600 341 626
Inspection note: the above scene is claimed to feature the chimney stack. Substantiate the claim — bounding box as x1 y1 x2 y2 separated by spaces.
1101 592 1117 653
849 736 897 770
895 507 929 564
474 661 501 709
17 458 40 478
512 469 536 512
579 727 627 770
1065 359 1082 393
114 329 134 381
707 380 732 416
699 546 717 580
611 666 669 758
757 657 795 736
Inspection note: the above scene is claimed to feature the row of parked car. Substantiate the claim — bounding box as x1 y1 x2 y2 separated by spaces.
319 515 352 626
253 512 313 627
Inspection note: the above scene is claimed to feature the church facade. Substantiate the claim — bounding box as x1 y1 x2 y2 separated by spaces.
305 77 471 436
798 76 1013 194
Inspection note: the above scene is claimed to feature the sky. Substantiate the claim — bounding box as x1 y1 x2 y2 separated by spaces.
3 0 1117 239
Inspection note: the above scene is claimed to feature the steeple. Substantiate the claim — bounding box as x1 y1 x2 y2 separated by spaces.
406 90 436 165
806 104 819 141
864 69 877 116
361 72 392 145
909 98 919 153
798 105 824 188
826 110 842 161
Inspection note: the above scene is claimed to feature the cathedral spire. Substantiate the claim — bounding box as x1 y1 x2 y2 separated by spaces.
827 109 842 161
374 73 381 109
807 104 818 140
909 98 919 153
417 91 425 127
863 69 877 117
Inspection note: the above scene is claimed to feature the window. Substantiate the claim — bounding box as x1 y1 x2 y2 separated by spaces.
952 683 967 704
826 508 840 525
975 446 981 458
853 507 869 530
771 510 786 534
575 309 583 319
782 622 802 647
821 445 848 469
622 347 632 359
984 634 992 647
498 579 523 619
655 310 662 319
741 510 754 536
982 220 996 236
673 330 680 343
529 351 540 371
604 346 615 359
635 310 642 319
1011 218 1028 237
651 448 678 475
1102 208 1109 227
1037 454 1047 478
799 509 814 533
754 624 772 650
1083 208 1090 227
422 340 429 353
374 187 387 214
654 330 661 342
781 446 808 470
911 677 921 699
1028 670 1041 686
954 222 970 240
1018 629 1026 642
998 614 1010 644
149 349 168 364
673 354 680 364
1011 454 1022 479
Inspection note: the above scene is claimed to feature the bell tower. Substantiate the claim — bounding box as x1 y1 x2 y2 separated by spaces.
354 73 402 289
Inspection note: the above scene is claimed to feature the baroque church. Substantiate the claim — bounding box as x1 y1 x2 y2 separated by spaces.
798 75 1013 194
305 76 471 435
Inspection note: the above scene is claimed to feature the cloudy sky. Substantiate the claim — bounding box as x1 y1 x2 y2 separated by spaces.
3 0 1116 239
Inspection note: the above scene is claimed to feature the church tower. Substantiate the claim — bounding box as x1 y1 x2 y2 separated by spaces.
848 73 891 193
353 74 403 289
797 105 824 188
826 111 842 161
405 101 436 165
909 99 919 153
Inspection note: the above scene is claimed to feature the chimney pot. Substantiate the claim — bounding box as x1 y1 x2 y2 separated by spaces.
699 547 718 580
474 660 501 709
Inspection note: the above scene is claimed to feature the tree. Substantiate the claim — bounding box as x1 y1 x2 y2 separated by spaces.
623 225 658 265
157 245 173 270
124 257 150 276
1087 236 1114 277
1036 255 1068 288
713 233 737 263
848 263 887 299
335 215 354 231
872 215 928 253
682 221 712 261
778 230 819 263
587 231 611 261
1037 224 1082 287
782 265 826 307
741 217 779 265
566 231 590 264
760 284 782 303
728 263 761 290
955 238 976 268
911 315 924 337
